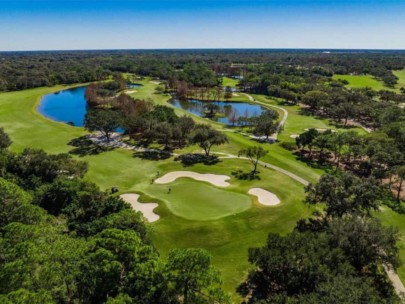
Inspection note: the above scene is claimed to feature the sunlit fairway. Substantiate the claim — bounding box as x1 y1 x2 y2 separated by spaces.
1 77 405 300
332 70 405 92
222 76 240 88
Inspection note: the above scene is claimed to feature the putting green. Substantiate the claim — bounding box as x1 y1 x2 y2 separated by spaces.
153 180 251 221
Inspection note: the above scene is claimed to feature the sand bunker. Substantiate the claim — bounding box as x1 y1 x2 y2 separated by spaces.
290 134 299 139
248 188 281 206
232 93 239 96
125 90 137 94
120 193 159 222
150 81 161 84
155 171 230 187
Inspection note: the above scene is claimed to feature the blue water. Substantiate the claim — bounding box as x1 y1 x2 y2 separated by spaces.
38 86 87 127
169 99 264 124
127 83 143 89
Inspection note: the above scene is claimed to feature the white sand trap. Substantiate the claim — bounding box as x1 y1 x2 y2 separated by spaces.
120 194 159 222
232 93 240 96
125 90 137 94
290 134 299 139
248 188 281 206
150 81 161 84
155 171 230 187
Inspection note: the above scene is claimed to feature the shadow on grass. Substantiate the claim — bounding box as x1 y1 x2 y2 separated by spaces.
232 169 261 181
174 154 220 167
133 150 171 161
68 136 114 157
293 152 333 171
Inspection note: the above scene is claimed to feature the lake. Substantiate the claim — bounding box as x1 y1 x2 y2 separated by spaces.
38 86 87 127
169 99 265 124
38 84 143 127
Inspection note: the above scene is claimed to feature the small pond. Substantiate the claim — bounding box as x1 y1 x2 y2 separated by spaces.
169 99 265 124
127 83 143 89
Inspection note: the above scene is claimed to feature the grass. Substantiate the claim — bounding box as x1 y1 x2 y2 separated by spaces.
393 69 405 91
332 74 394 91
222 77 240 88
332 69 405 93
146 179 252 221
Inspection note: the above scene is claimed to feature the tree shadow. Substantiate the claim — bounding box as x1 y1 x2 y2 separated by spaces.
174 154 220 167
68 136 113 157
133 150 172 161
293 152 333 171
232 169 261 180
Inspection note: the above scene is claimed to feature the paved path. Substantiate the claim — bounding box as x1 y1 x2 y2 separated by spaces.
242 93 288 140
383 264 405 297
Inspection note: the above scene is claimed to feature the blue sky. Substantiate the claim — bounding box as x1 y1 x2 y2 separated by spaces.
0 0 404 51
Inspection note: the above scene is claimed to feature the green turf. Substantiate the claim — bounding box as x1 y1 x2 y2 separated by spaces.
146 180 251 221
332 74 396 92
222 76 240 88
393 69 405 91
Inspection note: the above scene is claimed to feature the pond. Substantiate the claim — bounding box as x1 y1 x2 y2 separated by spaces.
38 84 144 127
127 83 143 89
38 86 87 127
169 99 265 124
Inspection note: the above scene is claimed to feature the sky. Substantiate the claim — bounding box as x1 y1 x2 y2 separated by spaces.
0 0 404 51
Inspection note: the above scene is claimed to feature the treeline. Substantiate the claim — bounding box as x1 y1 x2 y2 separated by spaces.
1 49 405 91
0 128 229 303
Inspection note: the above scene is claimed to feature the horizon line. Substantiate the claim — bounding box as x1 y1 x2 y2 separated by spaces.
2 47 405 53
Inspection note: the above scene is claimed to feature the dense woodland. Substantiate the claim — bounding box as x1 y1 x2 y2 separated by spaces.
1 50 405 303
1 49 405 91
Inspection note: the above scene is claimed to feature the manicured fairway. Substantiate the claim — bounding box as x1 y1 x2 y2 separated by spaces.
332 74 393 91
222 76 240 88
393 69 405 90
149 180 251 220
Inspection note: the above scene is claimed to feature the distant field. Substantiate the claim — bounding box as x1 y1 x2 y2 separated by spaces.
332 74 393 91
222 76 240 88
334 69 405 92
393 69 405 90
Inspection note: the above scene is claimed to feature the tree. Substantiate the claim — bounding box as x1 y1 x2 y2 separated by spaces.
296 129 319 157
0 128 12 149
189 124 228 156
84 109 121 143
224 86 233 101
239 146 268 174
166 248 230 304
228 108 239 126
395 166 405 203
302 90 329 113
305 172 384 217
253 110 279 140
77 229 163 303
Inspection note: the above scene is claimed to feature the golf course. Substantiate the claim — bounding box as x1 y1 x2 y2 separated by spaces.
1 72 405 300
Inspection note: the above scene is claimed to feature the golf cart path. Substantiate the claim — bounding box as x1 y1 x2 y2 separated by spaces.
242 93 288 140
212 152 309 186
